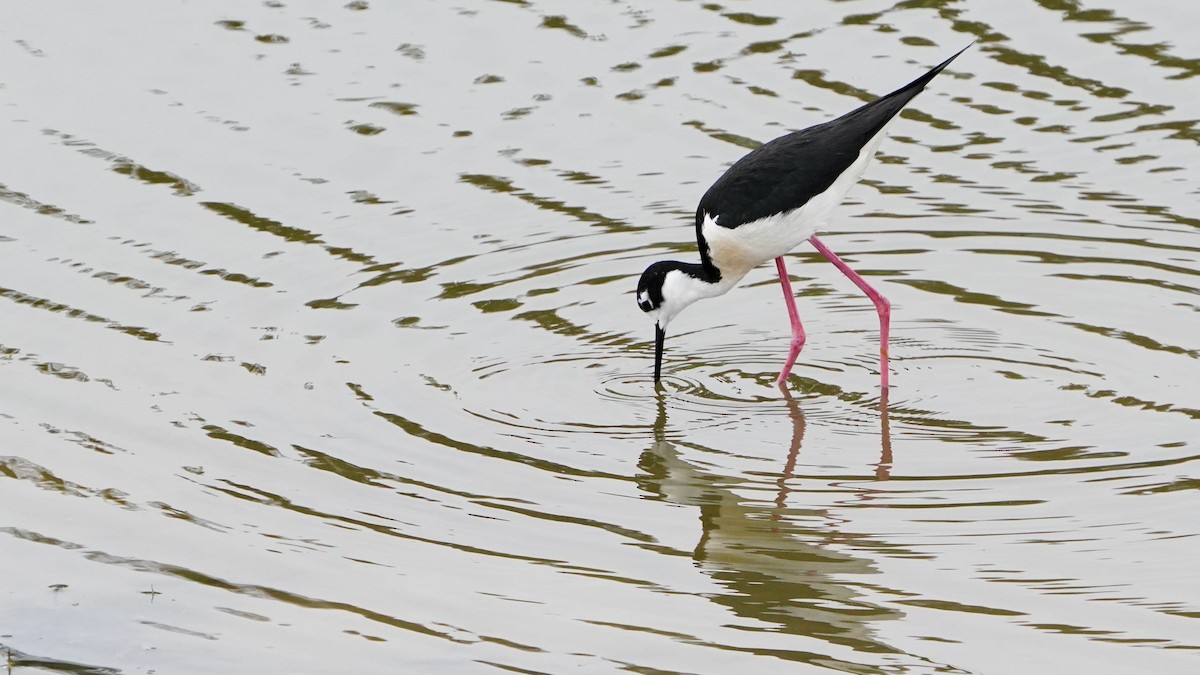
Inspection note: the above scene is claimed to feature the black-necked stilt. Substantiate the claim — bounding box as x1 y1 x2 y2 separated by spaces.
637 46 968 388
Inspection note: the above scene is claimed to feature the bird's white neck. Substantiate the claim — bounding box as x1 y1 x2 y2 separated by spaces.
654 266 745 329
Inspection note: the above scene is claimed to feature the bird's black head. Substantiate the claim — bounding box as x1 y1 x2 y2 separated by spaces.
636 260 714 382
635 261 676 313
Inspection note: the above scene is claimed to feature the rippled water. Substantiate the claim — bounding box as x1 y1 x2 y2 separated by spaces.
2 1 1197 672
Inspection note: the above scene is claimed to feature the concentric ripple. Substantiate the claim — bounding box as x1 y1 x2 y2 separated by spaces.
2 1 1197 672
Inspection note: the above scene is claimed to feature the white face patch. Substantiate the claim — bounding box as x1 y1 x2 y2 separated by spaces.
637 290 651 307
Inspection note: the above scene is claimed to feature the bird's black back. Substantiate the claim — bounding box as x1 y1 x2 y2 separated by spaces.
697 46 967 231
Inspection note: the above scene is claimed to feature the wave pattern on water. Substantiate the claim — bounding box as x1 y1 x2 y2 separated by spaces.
1 0 1197 672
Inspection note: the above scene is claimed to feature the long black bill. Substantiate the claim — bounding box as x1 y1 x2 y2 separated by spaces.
653 323 665 382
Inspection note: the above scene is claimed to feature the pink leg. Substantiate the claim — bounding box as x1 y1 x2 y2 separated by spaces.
774 256 806 387
808 235 891 389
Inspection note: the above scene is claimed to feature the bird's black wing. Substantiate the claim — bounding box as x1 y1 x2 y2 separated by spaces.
697 46 967 231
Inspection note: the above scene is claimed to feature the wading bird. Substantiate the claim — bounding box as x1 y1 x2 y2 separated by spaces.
636 46 967 388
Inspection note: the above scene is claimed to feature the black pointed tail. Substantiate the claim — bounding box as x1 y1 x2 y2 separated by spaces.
871 43 972 113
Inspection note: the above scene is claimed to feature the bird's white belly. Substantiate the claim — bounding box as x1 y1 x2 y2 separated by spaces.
702 209 818 280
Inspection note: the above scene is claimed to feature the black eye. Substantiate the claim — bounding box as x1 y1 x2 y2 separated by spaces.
639 300 653 312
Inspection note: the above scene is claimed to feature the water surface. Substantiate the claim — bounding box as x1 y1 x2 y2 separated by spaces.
1 1 1197 672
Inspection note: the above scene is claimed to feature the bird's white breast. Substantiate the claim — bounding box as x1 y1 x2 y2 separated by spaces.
701 209 820 282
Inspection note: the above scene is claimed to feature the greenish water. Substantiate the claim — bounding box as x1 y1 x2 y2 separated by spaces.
1 1 1197 672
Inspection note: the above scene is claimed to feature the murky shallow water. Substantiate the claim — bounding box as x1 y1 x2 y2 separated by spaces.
1 1 1197 672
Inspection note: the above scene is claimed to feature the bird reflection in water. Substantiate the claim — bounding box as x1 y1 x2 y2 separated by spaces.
637 389 910 664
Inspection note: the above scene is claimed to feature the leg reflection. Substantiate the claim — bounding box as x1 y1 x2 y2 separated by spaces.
773 384 806 520
772 385 893 517
639 391 904 661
